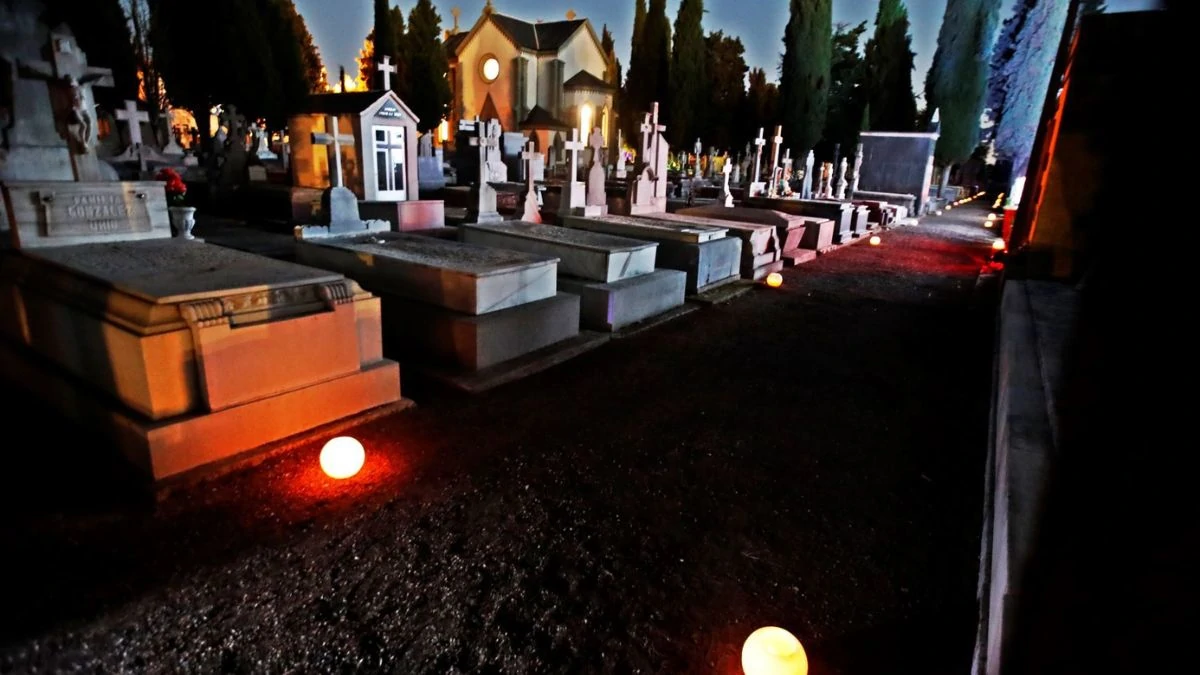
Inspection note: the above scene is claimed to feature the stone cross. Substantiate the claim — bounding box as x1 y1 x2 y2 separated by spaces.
311 116 354 188
160 106 184 156
752 128 766 184
835 157 849 200
850 143 864 196
586 127 607 210
521 140 542 223
804 150 815 199
770 125 784 176
722 160 734 208
115 99 149 147
18 27 113 178
564 128 585 183
639 102 666 164
377 55 397 90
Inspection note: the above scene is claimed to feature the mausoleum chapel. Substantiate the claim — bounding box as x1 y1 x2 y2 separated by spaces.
444 1 616 155
0 0 1175 672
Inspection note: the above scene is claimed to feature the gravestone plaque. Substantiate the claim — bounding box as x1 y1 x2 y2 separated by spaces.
3 181 170 248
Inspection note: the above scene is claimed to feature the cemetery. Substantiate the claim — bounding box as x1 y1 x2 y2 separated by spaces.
0 0 1171 673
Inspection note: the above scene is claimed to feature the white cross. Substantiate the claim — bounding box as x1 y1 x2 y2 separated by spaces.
752 128 766 182
377 55 396 90
115 99 149 147
722 160 734 206
522 140 542 190
770 124 784 172
311 116 355 188
564 128 585 182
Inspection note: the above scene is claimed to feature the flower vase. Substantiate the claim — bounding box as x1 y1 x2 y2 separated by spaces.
168 206 197 240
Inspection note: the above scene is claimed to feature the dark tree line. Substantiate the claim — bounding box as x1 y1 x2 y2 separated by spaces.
359 0 451 134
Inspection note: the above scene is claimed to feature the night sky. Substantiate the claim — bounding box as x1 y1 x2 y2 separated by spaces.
293 0 1160 101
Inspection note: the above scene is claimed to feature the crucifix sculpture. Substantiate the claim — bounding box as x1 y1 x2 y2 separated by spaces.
377 55 397 91
770 125 784 178
722 160 734 208
311 116 354 188
17 26 113 180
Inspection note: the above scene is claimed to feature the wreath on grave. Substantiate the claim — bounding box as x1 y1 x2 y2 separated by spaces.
157 168 187 206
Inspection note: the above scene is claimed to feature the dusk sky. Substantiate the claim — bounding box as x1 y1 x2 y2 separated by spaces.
293 0 1159 100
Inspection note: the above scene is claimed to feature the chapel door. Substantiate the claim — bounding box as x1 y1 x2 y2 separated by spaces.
372 125 406 200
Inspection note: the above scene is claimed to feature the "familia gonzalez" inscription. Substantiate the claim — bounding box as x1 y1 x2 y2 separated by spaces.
65 194 131 223
43 190 152 237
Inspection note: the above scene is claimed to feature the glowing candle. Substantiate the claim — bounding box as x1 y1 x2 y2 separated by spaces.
765 272 783 288
320 436 365 479
742 627 808 675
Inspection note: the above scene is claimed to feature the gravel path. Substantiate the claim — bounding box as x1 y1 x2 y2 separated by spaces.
1 208 999 674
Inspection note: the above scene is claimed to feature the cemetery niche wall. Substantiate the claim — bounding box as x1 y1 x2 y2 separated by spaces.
289 90 420 204
855 131 939 216
0 1 405 481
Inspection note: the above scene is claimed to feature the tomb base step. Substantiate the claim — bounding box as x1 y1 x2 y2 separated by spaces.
782 249 819 266
744 259 785 281
381 293 581 372
558 269 687 332
0 338 405 482
800 218 836 250
655 237 743 295
410 330 610 394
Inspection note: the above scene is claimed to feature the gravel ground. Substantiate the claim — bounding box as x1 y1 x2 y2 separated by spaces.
1 207 1000 674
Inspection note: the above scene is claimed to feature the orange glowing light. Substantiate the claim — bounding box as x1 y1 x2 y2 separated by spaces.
742 627 808 675
992 238 1007 251
320 436 365 479
869 235 882 246
765 272 783 288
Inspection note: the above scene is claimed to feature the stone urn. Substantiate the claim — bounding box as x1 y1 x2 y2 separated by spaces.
168 206 197 240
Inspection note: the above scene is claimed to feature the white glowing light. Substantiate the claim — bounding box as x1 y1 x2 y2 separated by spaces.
320 436 365 479
742 627 808 675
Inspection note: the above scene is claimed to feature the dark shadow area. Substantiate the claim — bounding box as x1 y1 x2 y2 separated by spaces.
1 217 997 673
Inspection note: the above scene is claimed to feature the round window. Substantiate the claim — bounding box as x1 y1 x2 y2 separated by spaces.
481 56 500 82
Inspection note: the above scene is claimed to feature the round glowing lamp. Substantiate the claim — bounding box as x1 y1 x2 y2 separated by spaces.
869 235 882 246
320 436 365 479
765 272 784 288
992 238 1007 251
986 213 996 221
935 210 943 216
742 627 808 675
945 205 952 211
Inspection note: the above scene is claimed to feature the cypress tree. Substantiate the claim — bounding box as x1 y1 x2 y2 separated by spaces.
779 0 831 159
993 0 1070 185
620 0 648 146
746 67 779 144
825 21 868 158
406 0 451 133
372 0 398 90
44 0 139 106
864 0 917 131
626 0 671 134
704 31 747 150
925 0 1002 166
669 0 706 146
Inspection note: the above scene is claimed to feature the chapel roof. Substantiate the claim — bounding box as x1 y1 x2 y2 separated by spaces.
563 70 614 92
301 91 391 115
519 105 573 131
489 14 587 53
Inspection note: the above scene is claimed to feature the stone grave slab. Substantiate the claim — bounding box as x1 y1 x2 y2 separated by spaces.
0 239 403 480
295 232 559 316
743 197 854 244
381 292 581 371
561 213 726 244
558 269 687 332
461 222 657 283
630 212 780 280
561 214 740 295
677 204 825 264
